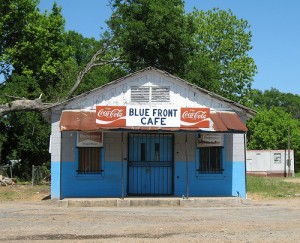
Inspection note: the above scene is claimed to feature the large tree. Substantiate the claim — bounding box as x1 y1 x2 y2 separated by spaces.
0 1 69 177
107 0 194 76
1 1 73 95
0 1 120 178
0 0 39 77
188 8 257 103
107 2 257 103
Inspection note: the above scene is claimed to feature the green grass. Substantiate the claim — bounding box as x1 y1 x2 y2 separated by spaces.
294 172 300 178
247 175 300 199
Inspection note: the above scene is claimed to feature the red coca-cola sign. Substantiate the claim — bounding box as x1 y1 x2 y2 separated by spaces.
96 106 126 127
180 108 210 128
96 106 210 128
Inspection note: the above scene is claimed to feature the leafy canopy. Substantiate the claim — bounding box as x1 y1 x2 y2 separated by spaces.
250 88 300 120
107 0 194 76
107 1 257 103
188 9 257 102
0 0 118 178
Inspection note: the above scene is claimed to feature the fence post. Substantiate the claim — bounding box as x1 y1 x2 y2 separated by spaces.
32 165 35 186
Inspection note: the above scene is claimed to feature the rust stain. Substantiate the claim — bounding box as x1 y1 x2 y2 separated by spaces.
216 112 248 132
60 110 98 131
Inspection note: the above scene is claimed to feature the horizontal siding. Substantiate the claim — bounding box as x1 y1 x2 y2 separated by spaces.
62 71 239 111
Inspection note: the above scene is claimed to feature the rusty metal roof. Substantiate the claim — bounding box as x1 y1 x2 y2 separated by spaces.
59 110 98 131
59 110 248 132
211 112 248 132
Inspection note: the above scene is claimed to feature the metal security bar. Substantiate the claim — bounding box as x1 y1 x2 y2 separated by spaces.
77 147 103 174
198 147 223 174
128 133 174 195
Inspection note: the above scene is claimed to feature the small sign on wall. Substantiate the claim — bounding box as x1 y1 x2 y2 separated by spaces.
197 133 224 147
77 131 103 147
273 153 282 164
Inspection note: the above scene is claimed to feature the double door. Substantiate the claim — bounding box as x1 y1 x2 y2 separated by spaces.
128 133 173 195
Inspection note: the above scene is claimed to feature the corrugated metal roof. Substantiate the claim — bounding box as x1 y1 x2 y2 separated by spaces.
59 110 98 131
210 113 228 132
59 110 248 132
212 112 248 132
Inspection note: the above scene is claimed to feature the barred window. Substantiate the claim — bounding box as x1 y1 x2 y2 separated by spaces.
78 147 102 174
131 86 170 103
199 147 223 174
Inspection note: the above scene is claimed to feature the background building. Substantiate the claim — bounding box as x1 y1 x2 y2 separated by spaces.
247 150 294 177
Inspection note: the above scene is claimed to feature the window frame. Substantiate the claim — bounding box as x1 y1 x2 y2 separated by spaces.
77 147 103 174
197 146 223 174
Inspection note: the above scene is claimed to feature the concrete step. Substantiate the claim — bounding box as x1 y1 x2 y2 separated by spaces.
58 197 250 207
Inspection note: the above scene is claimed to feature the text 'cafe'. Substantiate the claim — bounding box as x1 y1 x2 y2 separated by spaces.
48 67 255 199
96 106 210 128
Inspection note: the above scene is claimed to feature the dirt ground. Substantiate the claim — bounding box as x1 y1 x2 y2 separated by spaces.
281 177 300 184
1 185 300 242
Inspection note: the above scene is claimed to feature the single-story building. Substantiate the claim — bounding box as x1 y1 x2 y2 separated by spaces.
47 67 255 199
246 150 294 177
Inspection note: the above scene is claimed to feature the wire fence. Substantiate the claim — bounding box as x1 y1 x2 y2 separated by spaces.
31 165 44 185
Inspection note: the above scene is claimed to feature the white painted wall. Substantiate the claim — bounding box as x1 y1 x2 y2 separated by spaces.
50 111 62 162
246 150 295 176
60 70 245 114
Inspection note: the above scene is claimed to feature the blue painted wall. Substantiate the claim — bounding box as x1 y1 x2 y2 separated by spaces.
51 161 61 199
52 132 246 199
56 159 245 198
59 146 128 198
61 161 127 198
172 137 246 198
56 160 245 198
174 161 246 197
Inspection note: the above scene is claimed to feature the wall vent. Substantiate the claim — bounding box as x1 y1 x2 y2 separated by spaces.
131 86 170 103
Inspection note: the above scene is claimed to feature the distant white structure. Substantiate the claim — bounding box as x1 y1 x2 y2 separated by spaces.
246 150 294 177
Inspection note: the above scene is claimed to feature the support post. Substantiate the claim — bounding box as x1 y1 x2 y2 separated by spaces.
121 132 124 199
287 126 291 177
244 133 247 198
31 165 35 186
60 131 63 199
185 133 189 199
9 165 12 179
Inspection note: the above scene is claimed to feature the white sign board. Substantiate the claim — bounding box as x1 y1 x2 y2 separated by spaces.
77 132 103 147
126 106 181 127
197 133 224 147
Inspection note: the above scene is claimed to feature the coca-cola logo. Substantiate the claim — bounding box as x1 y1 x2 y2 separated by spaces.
97 109 124 118
182 111 207 119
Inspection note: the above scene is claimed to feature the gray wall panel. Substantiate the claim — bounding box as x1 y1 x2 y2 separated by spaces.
61 131 75 162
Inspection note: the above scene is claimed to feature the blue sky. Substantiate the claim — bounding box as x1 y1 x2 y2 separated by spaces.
38 0 300 95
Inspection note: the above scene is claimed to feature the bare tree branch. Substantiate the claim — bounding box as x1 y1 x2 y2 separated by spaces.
0 94 25 100
0 41 120 117
0 98 48 116
67 43 120 98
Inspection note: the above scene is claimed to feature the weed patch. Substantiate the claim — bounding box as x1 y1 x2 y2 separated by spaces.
247 175 300 199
